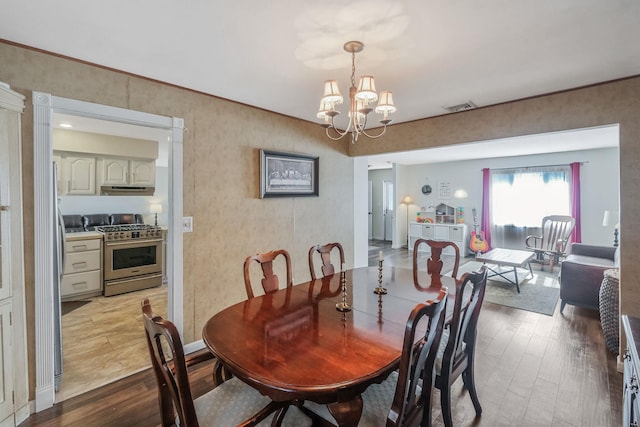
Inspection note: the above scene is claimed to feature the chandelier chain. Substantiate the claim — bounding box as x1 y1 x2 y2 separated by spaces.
351 51 357 88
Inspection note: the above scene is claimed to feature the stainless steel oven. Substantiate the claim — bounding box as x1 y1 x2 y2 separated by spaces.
98 225 163 296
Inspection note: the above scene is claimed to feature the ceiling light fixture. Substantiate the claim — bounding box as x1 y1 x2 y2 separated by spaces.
317 41 396 144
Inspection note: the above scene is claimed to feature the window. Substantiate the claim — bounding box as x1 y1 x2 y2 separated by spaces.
491 166 571 227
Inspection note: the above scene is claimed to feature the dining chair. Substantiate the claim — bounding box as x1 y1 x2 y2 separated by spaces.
303 288 448 427
413 239 460 289
435 266 488 427
244 249 293 299
141 298 310 427
308 242 345 280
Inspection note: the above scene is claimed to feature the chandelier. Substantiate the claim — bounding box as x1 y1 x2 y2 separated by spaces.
317 41 396 144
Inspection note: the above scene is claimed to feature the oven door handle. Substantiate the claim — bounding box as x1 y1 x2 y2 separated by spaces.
104 238 163 247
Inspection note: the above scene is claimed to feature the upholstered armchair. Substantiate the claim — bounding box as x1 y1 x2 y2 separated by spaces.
559 243 619 313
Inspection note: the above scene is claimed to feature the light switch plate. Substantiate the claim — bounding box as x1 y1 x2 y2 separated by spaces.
182 216 193 233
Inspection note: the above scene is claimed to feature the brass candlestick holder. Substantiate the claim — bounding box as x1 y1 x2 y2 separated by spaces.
336 270 352 312
373 258 387 295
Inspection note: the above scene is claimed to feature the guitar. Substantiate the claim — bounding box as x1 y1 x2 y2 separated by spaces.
469 208 489 254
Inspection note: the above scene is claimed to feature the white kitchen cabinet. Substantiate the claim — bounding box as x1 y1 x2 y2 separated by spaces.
130 159 155 186
54 153 96 195
61 234 103 301
409 222 469 257
0 300 13 426
0 84 29 425
99 157 155 187
99 157 128 186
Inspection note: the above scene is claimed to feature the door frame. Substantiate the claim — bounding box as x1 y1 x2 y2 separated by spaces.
32 92 184 411
382 179 394 241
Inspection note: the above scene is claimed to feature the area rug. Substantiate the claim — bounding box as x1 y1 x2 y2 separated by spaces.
449 261 560 316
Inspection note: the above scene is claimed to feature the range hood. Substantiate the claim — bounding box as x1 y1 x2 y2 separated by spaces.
100 185 155 196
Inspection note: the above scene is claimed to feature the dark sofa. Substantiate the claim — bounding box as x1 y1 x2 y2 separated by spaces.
559 243 619 313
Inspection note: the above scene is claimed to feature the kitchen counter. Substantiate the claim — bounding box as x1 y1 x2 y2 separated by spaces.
65 231 103 241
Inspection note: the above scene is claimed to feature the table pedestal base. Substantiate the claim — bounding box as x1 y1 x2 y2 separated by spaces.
328 396 363 427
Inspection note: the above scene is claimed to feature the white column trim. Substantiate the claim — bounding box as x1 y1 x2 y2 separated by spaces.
32 92 184 411
32 92 55 411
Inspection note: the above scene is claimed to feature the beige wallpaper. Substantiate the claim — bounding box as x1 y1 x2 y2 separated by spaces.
2 40 640 401
0 41 353 399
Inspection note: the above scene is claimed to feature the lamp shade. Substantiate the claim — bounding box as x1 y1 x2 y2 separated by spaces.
149 203 163 214
322 80 343 104
402 196 413 205
602 210 619 227
375 91 397 113
454 189 468 199
355 76 378 101
317 100 332 119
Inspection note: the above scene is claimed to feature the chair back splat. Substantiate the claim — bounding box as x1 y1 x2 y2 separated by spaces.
413 239 460 289
388 288 448 427
244 249 293 298
308 242 345 280
436 266 488 427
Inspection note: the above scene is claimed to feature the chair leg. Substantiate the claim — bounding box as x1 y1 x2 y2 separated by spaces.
270 405 290 427
440 382 453 427
462 365 482 416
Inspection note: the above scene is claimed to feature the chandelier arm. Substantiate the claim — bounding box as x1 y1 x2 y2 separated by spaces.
324 114 353 140
361 124 388 139
325 126 348 141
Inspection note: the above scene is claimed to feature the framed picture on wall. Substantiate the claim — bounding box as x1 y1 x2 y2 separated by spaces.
438 181 452 199
260 149 319 198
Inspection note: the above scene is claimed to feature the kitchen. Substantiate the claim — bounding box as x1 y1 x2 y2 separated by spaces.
52 114 171 400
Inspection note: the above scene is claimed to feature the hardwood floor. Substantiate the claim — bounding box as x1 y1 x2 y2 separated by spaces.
22 242 622 426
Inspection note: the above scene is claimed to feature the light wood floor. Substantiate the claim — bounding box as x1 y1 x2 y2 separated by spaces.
57 284 167 401
24 242 622 426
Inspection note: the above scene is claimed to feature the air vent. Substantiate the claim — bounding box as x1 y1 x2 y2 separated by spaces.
443 101 477 113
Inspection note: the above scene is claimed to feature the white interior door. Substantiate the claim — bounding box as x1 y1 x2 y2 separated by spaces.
368 180 373 239
383 180 394 241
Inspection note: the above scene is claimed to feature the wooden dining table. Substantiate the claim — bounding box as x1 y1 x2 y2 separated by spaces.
202 266 458 427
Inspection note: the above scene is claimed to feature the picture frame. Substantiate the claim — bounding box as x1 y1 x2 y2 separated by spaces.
438 180 452 199
260 149 319 198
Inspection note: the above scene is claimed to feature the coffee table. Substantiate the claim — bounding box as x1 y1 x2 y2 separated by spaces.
474 248 534 293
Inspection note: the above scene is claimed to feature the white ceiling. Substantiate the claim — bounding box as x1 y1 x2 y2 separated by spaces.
2 1 637 164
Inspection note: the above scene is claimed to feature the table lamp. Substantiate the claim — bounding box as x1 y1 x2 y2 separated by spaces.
602 210 619 247
149 203 163 226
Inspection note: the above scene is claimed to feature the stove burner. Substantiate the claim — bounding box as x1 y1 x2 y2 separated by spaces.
96 224 160 232
96 224 162 241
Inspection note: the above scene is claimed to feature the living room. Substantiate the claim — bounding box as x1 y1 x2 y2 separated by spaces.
369 126 620 251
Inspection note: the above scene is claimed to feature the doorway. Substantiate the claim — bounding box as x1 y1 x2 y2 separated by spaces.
32 92 185 411
53 114 173 400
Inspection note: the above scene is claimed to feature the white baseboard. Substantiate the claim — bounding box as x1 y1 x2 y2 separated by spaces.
184 338 206 355
14 403 30 426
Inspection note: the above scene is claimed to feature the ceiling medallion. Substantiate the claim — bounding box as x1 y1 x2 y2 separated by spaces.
317 41 397 144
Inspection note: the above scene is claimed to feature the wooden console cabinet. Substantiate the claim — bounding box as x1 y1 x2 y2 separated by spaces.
623 315 640 426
